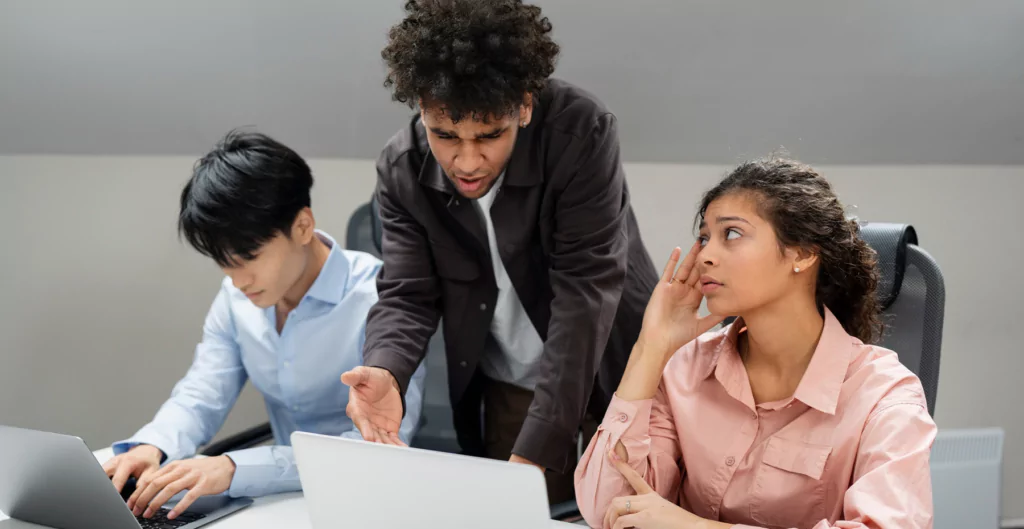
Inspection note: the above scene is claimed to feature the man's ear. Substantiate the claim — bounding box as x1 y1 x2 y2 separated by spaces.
291 208 316 244
519 93 534 128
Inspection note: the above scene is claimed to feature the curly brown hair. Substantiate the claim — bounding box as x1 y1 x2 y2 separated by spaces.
381 0 560 123
696 157 883 343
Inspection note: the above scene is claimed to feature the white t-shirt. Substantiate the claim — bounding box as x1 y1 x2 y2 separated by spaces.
471 173 545 390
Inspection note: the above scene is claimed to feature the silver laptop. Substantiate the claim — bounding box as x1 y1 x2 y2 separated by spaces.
0 426 252 529
292 431 551 529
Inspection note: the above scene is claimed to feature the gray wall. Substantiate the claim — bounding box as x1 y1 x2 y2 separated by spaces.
2 0 1023 522
2 0 1023 164
1 158 1022 520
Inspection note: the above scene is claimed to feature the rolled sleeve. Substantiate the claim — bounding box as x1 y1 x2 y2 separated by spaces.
598 396 654 463
575 387 681 529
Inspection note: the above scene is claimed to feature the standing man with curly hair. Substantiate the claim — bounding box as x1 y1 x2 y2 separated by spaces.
342 0 658 504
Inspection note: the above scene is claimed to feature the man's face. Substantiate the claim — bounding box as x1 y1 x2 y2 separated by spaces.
220 212 312 308
421 104 531 199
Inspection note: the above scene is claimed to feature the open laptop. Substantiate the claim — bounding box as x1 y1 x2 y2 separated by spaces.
292 431 551 529
0 426 252 529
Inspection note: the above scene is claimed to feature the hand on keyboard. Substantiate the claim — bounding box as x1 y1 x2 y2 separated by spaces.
135 507 205 528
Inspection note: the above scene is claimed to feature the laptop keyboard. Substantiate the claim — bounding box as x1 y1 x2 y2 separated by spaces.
135 508 206 529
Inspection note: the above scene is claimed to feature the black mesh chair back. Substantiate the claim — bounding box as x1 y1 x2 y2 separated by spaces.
859 222 944 416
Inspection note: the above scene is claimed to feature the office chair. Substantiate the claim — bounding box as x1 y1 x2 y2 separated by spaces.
858 222 944 416
859 224 1004 528
202 198 459 456
345 201 382 259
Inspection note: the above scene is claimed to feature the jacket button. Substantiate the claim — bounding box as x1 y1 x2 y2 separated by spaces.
725 456 735 466
504 243 515 254
618 413 628 422
459 361 467 367
479 303 487 311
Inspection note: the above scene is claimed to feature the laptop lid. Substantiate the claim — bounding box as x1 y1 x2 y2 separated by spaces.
0 426 142 529
291 432 550 529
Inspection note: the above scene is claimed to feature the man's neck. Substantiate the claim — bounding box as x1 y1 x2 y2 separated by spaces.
278 234 331 311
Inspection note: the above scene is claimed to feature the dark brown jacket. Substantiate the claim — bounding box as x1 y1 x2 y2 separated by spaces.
363 79 658 473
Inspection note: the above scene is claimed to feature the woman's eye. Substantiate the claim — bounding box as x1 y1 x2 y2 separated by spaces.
698 235 709 247
725 228 741 240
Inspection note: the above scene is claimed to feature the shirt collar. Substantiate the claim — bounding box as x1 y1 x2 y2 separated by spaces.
302 230 350 306
708 307 854 415
792 308 854 415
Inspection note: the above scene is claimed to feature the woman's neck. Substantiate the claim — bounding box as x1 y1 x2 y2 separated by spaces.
739 295 825 396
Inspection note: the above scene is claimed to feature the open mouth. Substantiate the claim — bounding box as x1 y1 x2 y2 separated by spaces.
454 176 486 193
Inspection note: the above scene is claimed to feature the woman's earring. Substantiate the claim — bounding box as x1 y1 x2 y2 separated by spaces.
794 267 801 273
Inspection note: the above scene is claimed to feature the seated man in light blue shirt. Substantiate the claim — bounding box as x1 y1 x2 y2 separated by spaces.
101 129 424 521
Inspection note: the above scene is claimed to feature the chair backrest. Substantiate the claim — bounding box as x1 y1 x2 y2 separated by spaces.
345 198 461 454
859 222 944 416
345 201 383 258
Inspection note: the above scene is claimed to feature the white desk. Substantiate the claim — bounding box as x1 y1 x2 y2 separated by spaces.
1 448 584 528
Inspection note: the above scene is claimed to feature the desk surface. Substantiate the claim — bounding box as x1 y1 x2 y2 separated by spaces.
0 448 583 528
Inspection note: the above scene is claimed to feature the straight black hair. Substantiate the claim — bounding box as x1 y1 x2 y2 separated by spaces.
178 129 313 267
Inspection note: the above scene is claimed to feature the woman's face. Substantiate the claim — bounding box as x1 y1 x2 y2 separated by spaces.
697 192 810 317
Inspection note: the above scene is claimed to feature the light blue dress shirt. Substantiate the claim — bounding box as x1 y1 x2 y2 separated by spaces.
113 231 425 498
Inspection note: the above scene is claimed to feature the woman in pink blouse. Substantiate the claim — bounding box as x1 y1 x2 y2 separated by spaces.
574 158 936 529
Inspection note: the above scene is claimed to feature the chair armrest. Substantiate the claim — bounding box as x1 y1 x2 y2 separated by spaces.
200 423 274 456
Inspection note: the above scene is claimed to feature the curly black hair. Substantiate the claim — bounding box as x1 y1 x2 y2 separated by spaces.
696 157 883 343
382 0 560 123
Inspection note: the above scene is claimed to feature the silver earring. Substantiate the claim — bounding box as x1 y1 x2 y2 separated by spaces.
520 122 526 128
794 267 801 273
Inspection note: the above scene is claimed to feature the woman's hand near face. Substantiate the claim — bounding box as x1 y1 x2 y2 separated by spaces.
616 243 726 401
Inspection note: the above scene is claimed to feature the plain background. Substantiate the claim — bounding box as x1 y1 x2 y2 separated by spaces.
2 0 1022 522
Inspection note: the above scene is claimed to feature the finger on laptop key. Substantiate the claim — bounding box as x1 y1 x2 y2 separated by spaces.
144 476 190 518
169 487 203 520
111 463 132 494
